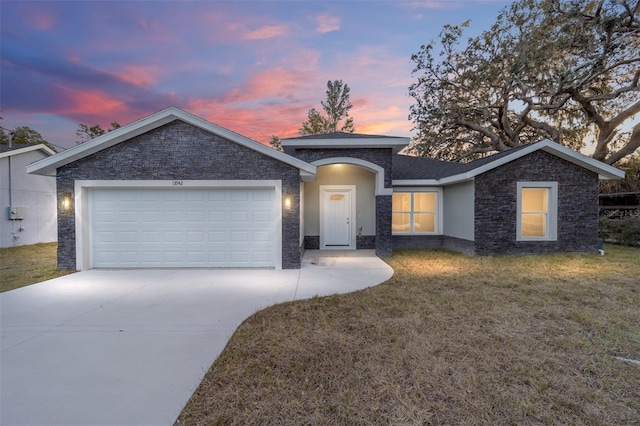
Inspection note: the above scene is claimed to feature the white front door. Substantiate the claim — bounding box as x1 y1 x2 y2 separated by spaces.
320 186 356 249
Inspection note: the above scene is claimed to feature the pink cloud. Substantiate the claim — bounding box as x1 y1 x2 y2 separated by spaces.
116 64 161 87
316 14 340 33
137 18 164 32
242 25 287 40
56 85 126 116
29 12 55 30
222 67 311 104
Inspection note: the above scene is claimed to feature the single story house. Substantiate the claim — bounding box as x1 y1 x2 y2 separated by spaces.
1 143 57 248
27 107 624 270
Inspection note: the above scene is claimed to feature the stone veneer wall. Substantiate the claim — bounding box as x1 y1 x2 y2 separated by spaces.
304 236 320 250
392 235 444 250
474 150 599 255
291 147 394 258
304 235 376 250
443 236 475 256
56 120 302 269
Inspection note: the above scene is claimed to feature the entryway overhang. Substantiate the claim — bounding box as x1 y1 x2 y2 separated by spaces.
310 157 392 196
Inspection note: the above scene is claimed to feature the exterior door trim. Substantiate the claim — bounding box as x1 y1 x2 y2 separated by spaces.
319 185 356 250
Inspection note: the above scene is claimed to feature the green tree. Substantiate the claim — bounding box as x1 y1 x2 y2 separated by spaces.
1 124 55 151
300 80 356 135
409 0 639 164
269 135 283 152
76 121 121 144
600 154 640 194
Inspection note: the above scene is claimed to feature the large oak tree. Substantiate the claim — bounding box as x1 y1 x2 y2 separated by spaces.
409 0 639 164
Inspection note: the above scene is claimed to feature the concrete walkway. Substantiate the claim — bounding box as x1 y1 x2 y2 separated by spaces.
0 250 393 426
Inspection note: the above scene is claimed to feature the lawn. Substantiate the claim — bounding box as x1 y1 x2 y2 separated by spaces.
0 243 72 292
177 245 640 425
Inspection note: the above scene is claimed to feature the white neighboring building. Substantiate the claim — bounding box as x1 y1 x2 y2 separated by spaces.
0 144 57 248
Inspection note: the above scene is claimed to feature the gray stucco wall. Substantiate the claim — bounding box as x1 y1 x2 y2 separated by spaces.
302 164 376 236
474 150 599 255
56 120 302 269
1 150 57 247
443 181 475 241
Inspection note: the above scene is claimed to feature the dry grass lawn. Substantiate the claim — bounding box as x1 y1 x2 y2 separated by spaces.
177 246 640 425
0 243 72 292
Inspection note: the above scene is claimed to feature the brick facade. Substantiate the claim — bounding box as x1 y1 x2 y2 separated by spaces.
56 120 302 269
54 117 605 269
474 150 599 255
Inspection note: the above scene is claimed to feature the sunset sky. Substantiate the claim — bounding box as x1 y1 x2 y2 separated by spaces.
1 0 513 150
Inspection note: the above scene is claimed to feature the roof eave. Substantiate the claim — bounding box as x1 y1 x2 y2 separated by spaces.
281 137 410 154
1 144 56 160
27 107 316 176
442 140 625 182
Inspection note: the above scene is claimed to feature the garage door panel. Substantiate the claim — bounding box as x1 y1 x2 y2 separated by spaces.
91 187 277 268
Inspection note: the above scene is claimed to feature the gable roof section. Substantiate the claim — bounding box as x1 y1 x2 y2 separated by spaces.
282 132 409 154
27 107 316 178
0 144 56 159
393 139 624 185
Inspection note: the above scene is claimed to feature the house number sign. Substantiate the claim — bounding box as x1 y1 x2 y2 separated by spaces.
172 181 184 186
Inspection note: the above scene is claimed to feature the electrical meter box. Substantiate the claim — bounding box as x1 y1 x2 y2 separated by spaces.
8 207 26 220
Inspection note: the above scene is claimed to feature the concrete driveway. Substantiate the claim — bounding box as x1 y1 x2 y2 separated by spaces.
0 250 393 426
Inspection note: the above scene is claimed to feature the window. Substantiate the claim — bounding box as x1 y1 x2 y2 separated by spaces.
392 191 440 234
517 182 557 241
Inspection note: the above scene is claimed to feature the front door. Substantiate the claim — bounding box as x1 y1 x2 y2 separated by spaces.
320 186 356 249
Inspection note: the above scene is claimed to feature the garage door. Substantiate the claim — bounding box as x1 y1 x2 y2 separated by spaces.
91 187 278 268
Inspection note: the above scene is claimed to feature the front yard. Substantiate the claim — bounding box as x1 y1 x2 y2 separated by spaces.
0 243 72 292
177 246 640 425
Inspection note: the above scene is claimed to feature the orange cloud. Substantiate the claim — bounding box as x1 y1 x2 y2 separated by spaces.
316 14 340 33
243 25 287 40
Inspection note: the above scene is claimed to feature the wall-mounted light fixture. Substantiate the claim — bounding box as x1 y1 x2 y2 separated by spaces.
283 193 292 210
61 193 73 211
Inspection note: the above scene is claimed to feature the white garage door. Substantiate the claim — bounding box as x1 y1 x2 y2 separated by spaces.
91 187 278 268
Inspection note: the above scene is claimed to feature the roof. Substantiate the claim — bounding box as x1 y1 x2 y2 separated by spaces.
0 144 56 159
392 154 466 180
26 107 317 179
281 132 409 154
284 132 406 140
392 140 625 185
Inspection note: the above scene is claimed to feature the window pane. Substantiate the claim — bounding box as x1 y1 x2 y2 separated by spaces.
522 188 548 212
414 213 435 233
521 213 547 237
392 213 411 233
414 193 436 212
392 193 411 212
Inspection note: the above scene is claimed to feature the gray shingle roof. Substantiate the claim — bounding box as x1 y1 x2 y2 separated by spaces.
392 142 545 180
392 155 466 179
282 132 406 141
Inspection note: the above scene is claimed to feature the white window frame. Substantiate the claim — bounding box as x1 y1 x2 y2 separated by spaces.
392 188 443 235
516 181 558 241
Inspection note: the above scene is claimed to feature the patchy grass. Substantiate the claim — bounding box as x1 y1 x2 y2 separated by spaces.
0 243 72 292
177 245 640 425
